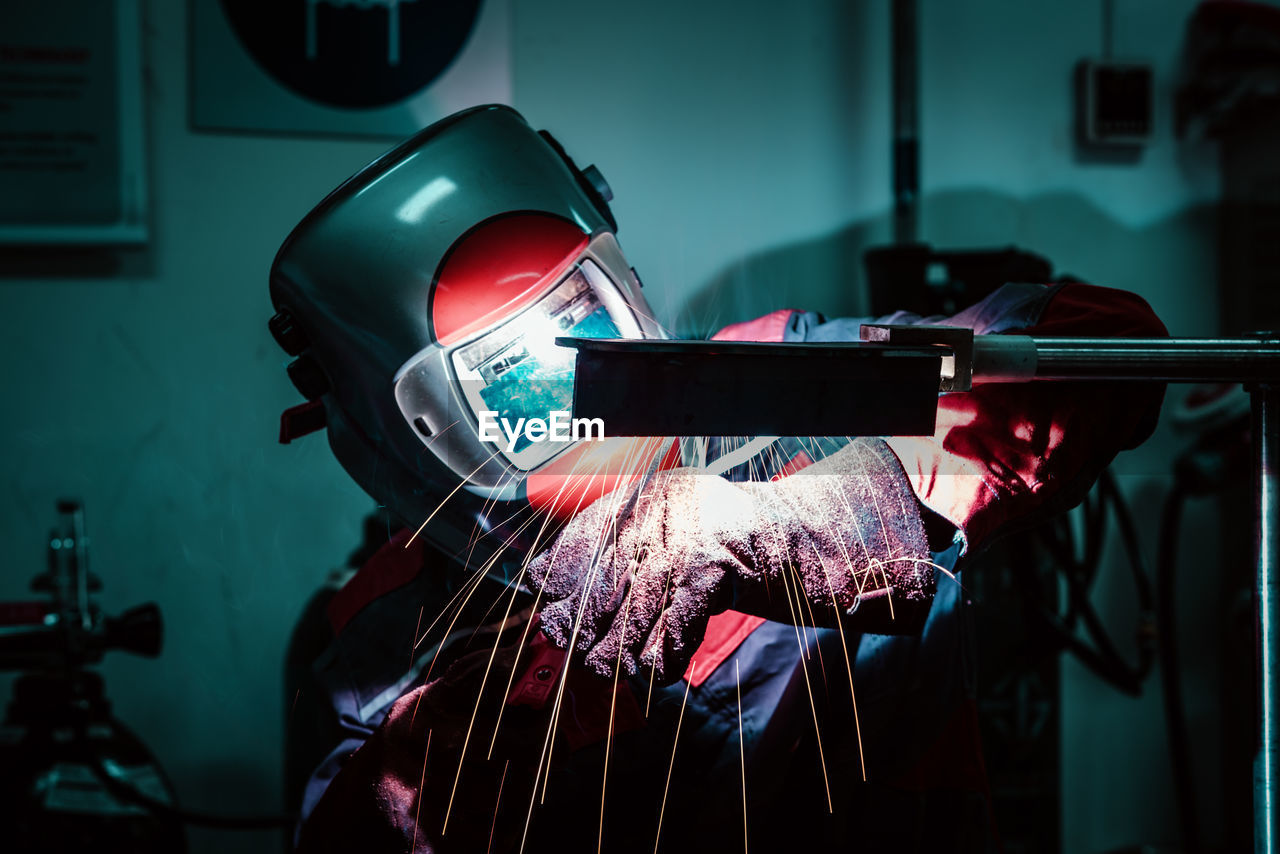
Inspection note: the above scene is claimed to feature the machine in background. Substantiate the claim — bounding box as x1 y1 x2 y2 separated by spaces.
0 500 180 853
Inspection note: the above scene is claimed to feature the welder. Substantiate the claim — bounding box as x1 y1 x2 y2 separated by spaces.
268 104 1166 852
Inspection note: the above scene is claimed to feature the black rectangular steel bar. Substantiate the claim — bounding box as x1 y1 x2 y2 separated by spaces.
557 338 945 438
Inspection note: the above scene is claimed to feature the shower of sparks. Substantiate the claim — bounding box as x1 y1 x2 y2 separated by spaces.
518 439 668 854
811 544 867 781
737 658 748 854
790 561 829 682
442 545 536 835
411 518 536 682
854 441 907 618
454 461 551 610
793 628 833 810
540 438 669 801
411 513 559 736
653 660 696 854
413 567 489 653
419 560 505 690
488 441 651 760
598 584 638 853
487 759 510 854
769 537 834 813
411 605 424 667
421 497 553 653
412 729 432 852
487 485 599 713
406 447 508 547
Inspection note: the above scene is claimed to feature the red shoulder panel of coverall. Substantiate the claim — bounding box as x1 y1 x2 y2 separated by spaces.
710 309 797 343
326 528 423 636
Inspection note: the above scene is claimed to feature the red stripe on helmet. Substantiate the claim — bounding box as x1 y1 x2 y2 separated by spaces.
431 213 589 346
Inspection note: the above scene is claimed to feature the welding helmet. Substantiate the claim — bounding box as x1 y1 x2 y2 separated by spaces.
268 105 665 567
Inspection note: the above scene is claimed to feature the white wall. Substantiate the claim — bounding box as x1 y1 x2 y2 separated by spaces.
516 0 894 333
0 1 1228 851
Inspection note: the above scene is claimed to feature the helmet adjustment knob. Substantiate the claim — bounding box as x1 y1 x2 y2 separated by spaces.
269 310 309 356
581 165 613 203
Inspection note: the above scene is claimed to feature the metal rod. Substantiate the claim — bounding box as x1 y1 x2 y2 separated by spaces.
1031 337 1280 382
1257 383 1280 854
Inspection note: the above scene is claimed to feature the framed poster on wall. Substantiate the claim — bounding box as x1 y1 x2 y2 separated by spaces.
191 0 511 139
0 0 148 245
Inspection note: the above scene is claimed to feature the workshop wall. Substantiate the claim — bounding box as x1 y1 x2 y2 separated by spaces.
0 1 1224 852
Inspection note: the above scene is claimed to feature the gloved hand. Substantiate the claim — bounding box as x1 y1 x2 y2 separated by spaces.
528 438 935 684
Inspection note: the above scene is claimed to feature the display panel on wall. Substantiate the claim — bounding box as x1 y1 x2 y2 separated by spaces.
0 0 148 246
191 0 511 138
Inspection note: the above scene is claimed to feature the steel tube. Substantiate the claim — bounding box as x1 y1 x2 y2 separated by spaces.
1257 384 1280 854
1030 337 1280 382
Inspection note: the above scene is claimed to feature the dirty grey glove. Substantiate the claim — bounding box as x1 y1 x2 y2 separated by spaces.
527 438 935 684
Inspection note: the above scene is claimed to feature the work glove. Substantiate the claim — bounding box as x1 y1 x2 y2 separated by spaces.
528 437 935 684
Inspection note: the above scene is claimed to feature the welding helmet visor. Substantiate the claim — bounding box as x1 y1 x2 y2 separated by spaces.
393 227 654 489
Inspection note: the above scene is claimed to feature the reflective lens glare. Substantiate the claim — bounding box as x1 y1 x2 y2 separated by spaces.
451 265 623 466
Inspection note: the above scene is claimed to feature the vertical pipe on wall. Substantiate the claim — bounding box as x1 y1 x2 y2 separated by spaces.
1256 382 1280 854
892 0 919 244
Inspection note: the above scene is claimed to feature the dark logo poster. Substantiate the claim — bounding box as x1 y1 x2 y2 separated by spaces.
219 0 482 109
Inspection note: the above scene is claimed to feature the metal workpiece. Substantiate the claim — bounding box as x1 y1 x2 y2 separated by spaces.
1030 336 1280 382
1257 383 1280 854
861 323 977 390
861 324 1280 385
557 337 945 437
857 323 1038 389
971 335 1039 383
